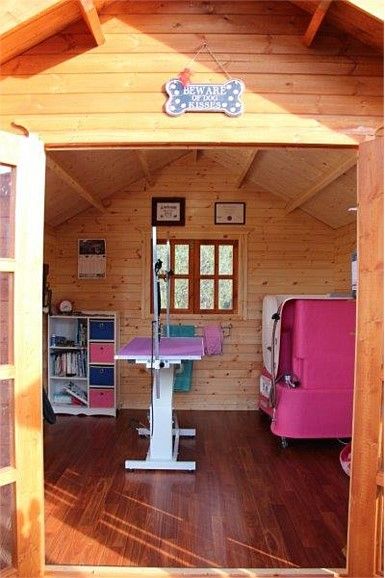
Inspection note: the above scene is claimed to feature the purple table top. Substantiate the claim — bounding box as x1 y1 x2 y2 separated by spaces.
116 337 204 361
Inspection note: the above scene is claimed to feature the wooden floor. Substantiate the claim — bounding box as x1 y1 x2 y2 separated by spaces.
44 410 349 568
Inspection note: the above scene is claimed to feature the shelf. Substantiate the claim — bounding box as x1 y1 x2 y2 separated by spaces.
48 312 117 418
64 386 88 405
49 315 89 319
50 376 87 381
52 404 116 416
50 346 87 350
89 384 114 389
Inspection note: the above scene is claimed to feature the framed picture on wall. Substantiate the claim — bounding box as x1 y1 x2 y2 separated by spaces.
152 197 185 226
215 202 246 225
78 239 106 279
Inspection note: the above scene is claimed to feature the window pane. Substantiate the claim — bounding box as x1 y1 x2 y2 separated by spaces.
0 165 15 258
174 244 189 275
0 484 15 570
0 380 14 468
219 245 233 275
0 273 13 364
219 279 233 310
158 278 167 310
200 245 214 275
156 243 169 272
200 279 214 309
174 279 189 309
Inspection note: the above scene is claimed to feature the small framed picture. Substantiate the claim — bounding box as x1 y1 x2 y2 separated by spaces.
215 202 246 225
152 197 185 226
78 239 106 279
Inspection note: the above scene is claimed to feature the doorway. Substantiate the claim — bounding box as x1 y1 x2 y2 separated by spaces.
42 144 359 569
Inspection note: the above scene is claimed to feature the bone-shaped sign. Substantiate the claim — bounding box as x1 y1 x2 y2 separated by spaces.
165 79 244 117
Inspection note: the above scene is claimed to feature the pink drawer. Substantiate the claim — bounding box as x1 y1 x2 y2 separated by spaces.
89 342 114 363
89 388 114 408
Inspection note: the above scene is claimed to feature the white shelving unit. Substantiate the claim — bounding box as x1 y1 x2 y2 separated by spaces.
48 312 118 416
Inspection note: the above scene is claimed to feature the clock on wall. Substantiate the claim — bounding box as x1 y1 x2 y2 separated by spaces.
58 299 73 314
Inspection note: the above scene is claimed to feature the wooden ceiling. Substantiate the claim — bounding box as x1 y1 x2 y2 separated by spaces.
45 147 357 229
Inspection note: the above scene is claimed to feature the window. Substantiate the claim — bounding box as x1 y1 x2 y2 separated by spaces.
154 239 238 314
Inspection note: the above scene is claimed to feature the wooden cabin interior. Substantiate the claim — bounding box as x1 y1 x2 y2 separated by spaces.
0 1 383 578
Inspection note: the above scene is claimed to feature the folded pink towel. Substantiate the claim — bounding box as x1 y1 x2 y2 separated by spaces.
203 325 223 355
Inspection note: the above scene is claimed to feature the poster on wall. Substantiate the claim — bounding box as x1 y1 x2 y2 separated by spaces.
78 239 106 279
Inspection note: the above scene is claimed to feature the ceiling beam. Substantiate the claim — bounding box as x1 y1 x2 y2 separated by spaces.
78 0 105 46
135 150 156 187
46 155 107 213
303 0 333 47
285 156 357 213
237 150 259 188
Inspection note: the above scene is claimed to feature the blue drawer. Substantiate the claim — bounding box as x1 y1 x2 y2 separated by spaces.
89 365 114 386
90 319 114 340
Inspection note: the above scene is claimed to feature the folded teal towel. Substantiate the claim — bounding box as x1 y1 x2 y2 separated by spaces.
167 325 195 391
167 324 195 338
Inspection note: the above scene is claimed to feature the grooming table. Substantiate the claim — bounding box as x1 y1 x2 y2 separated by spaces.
116 336 204 471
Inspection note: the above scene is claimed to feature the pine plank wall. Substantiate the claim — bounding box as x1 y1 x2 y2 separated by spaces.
0 0 383 146
43 154 357 410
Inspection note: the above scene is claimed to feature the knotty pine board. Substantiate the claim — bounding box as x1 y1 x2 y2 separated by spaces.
334 221 357 292
44 154 353 410
0 1 382 147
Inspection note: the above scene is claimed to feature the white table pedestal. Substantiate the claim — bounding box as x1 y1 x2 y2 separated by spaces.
125 365 196 471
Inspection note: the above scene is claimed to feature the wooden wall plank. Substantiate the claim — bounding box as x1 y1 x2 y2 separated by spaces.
2 93 382 117
0 1 382 147
2 52 383 76
102 2 303 16
22 31 380 57
2 71 382 96
334 221 356 291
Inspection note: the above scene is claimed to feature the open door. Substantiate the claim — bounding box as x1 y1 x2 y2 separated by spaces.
0 131 46 577
347 135 384 577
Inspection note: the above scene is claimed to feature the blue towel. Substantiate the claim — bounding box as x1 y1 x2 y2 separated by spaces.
167 325 195 392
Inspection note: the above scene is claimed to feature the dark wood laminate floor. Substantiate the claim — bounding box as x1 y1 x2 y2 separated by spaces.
44 410 349 568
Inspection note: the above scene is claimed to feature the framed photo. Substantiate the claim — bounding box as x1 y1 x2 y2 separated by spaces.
215 202 246 225
152 197 185 226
